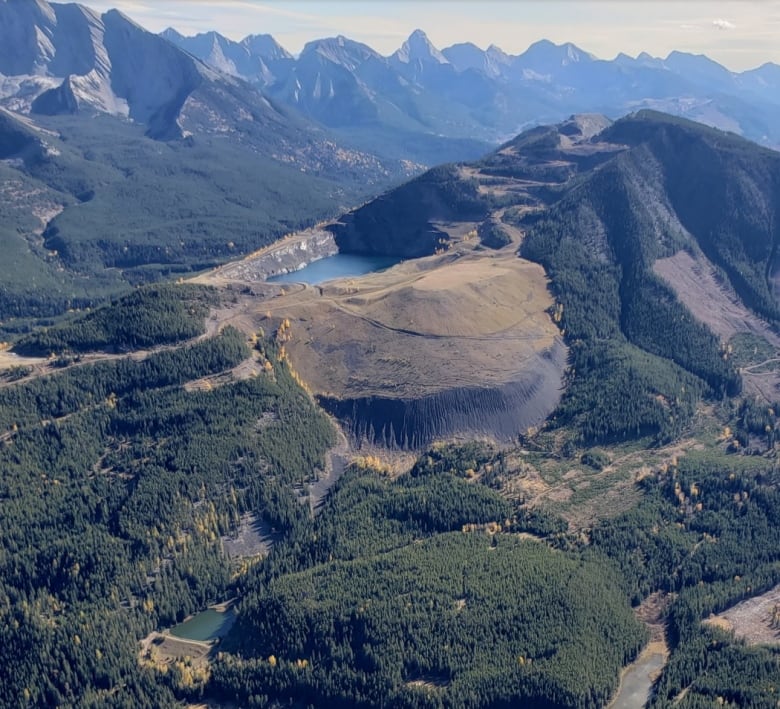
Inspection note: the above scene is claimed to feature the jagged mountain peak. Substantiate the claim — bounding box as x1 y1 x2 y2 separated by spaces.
519 38 594 68
442 41 513 78
158 28 243 75
101 7 143 32
241 33 292 61
160 27 230 49
301 34 382 69
392 28 448 65
161 28 292 86
160 26 183 42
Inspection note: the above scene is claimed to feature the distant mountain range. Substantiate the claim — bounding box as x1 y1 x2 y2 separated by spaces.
2 1 780 168
162 26 780 151
0 0 428 175
2 0 780 324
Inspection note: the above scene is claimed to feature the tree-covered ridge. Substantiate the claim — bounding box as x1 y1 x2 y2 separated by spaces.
0 325 248 431
521 209 717 443
588 455 780 707
13 284 219 356
520 122 755 442
215 535 644 709
0 321 336 707
602 111 780 325
0 112 352 323
329 164 488 257
213 462 646 709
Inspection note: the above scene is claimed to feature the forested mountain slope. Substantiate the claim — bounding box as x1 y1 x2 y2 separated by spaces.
0 1 420 326
0 109 354 323
328 111 780 444
0 285 336 707
4 112 780 707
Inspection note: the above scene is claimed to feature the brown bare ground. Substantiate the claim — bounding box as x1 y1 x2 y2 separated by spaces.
195 246 565 413
0 351 47 370
139 632 212 670
654 250 780 400
518 436 703 529
270 252 562 400
704 583 780 645
654 250 780 345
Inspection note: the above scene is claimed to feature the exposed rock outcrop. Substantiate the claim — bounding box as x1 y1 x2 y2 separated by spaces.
207 229 338 283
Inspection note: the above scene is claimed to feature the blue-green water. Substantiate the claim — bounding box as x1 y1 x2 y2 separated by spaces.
268 253 399 285
169 608 236 642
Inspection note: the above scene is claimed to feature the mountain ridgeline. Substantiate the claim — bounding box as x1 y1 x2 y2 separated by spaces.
328 112 780 444
162 26 780 154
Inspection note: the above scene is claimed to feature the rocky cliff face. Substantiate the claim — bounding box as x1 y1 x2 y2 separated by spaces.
0 0 209 135
205 229 338 283
0 1 405 182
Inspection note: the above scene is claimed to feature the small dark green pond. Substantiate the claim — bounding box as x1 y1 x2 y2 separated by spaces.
169 607 236 642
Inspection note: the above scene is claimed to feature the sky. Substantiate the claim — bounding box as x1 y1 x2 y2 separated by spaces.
83 0 780 71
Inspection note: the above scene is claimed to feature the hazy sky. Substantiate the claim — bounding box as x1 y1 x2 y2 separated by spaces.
84 0 780 71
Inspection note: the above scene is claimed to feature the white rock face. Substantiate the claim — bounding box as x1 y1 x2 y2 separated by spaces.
391 29 449 66
0 1 218 136
161 29 293 88
69 69 129 116
0 73 60 113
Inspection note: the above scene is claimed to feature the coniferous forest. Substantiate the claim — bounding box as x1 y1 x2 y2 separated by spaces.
3 279 779 707
4 108 780 709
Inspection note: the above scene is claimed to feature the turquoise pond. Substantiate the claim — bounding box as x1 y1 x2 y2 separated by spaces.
169 608 236 642
267 253 399 285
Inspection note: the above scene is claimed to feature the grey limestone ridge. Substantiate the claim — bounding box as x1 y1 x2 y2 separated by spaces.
4 1 780 168
162 24 780 152
0 1 211 127
217 229 338 282
0 0 403 182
